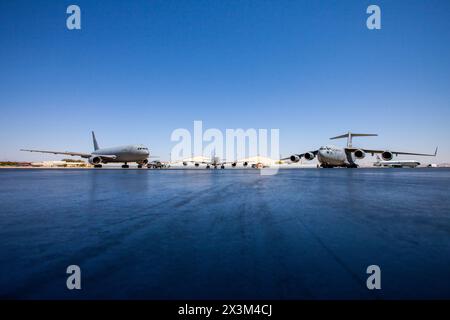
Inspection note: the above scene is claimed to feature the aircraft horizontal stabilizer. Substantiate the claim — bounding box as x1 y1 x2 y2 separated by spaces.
330 133 378 140
330 132 378 147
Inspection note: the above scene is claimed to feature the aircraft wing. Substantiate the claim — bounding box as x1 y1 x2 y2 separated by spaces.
345 147 438 157
281 150 319 160
181 160 212 164
21 149 92 158
219 160 237 165
186 160 213 164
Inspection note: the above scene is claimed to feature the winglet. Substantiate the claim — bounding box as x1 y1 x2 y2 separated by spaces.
92 131 99 151
434 147 438 156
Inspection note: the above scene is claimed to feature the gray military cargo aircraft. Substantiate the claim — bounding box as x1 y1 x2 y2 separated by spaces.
284 132 437 168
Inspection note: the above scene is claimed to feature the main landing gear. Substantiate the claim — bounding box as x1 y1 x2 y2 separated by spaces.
122 163 129 169
137 164 143 168
94 164 102 168
319 163 358 168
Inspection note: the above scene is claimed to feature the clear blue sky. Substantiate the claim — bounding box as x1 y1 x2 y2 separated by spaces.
1 0 449 162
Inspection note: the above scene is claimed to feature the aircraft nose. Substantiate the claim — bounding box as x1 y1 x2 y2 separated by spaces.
318 149 328 158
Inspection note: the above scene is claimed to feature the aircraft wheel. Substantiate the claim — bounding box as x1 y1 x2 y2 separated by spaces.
221 165 225 169
94 164 102 168
137 165 143 169
122 164 129 169
206 165 210 169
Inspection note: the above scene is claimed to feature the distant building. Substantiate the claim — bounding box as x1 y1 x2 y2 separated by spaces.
31 160 91 168
17 162 32 167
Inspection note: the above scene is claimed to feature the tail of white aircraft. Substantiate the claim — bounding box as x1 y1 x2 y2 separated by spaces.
330 132 378 147
92 131 99 151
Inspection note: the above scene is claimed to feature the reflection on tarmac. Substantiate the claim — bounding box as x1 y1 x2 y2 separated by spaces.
0 169 449 299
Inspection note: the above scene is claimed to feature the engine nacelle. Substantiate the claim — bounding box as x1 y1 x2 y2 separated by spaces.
231 162 237 167
354 149 365 159
381 151 394 161
304 152 315 161
243 162 248 167
142 159 148 165
88 156 102 165
183 162 188 166
194 163 200 167
290 155 300 163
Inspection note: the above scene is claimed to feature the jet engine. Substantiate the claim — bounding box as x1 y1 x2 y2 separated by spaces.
231 162 237 167
304 152 315 161
381 151 393 161
354 149 366 159
290 155 300 163
243 162 248 167
88 156 102 165
194 163 200 167
183 162 188 166
142 159 148 165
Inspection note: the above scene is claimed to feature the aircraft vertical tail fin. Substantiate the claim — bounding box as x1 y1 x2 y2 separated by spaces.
92 131 99 151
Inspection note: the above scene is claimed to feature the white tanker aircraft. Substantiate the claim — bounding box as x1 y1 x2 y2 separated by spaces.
284 132 437 168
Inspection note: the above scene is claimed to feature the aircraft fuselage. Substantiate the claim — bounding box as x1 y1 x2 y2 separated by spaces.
316 145 354 167
93 145 149 163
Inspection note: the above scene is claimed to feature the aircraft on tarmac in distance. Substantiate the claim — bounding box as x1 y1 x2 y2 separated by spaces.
284 132 437 168
21 131 150 168
183 151 231 169
373 155 421 168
